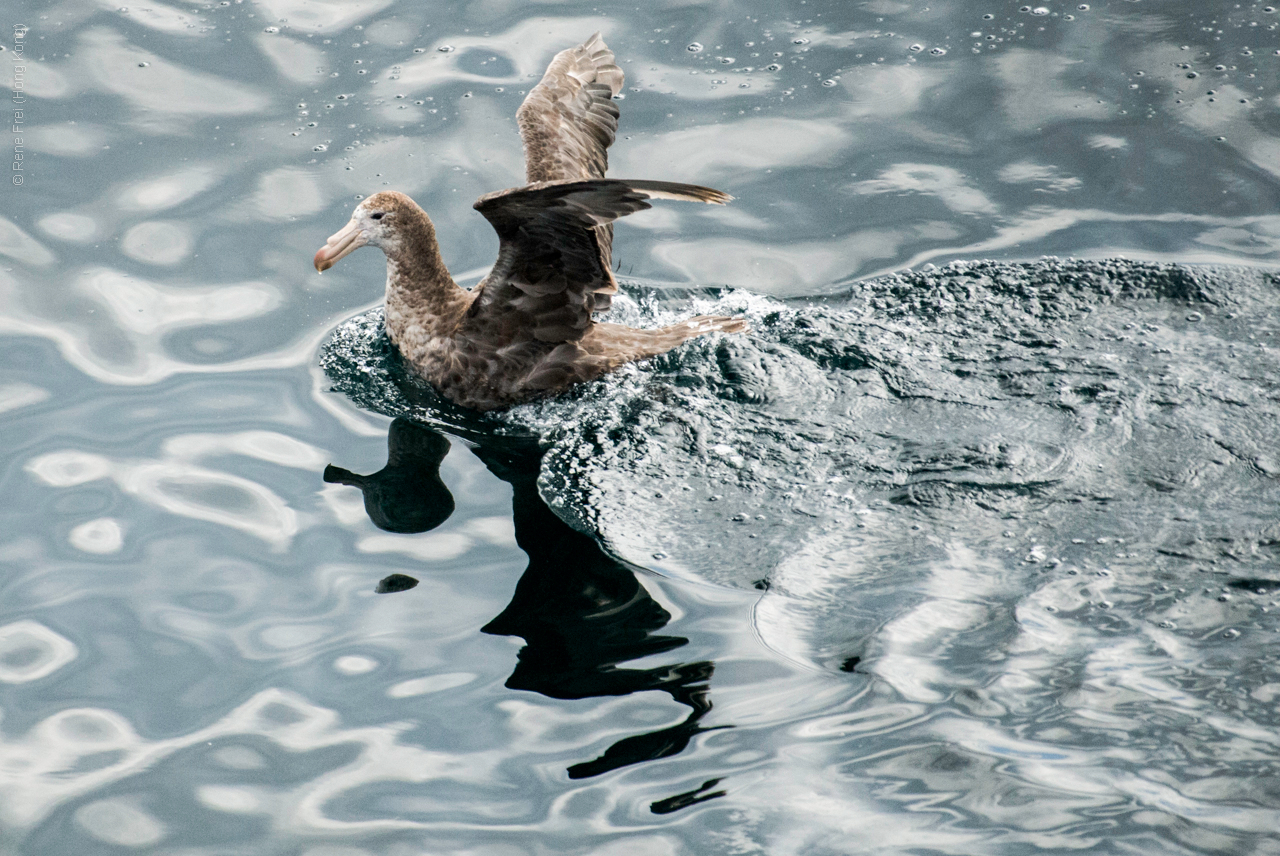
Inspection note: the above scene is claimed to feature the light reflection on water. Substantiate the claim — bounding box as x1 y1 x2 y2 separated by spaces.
4 0 1280 852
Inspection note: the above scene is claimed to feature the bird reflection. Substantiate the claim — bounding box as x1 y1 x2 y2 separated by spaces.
326 417 726 788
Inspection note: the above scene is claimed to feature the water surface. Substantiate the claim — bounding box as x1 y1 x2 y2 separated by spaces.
4 0 1280 853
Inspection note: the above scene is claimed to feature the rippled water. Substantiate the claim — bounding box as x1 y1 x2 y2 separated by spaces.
4 0 1280 853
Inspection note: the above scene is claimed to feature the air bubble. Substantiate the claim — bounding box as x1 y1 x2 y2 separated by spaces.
983 13 994 19
263 26 278 33
313 144 327 152
793 37 810 45
438 45 454 52
413 47 424 53
137 61 149 67
1222 628 1241 639
766 63 781 71
930 47 947 55
1031 6 1049 15
1078 3 1089 8
1186 71 1198 78
687 42 703 52
908 43 924 52
720 56 735 64
821 78 837 86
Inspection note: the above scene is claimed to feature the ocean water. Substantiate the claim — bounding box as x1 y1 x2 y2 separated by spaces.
3 1 1280 854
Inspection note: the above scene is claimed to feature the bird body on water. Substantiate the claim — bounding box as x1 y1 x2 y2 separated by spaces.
314 33 746 411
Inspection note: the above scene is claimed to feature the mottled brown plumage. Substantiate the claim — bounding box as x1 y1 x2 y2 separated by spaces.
314 33 747 411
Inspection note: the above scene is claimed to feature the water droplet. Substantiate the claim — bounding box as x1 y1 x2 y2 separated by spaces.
908 43 924 52
687 42 703 52
438 45 454 53
983 13 994 19
413 47 425 53
137 61 149 67
738 82 750 88
263 26 278 33
719 56 735 64
1222 628 1241 639
1159 620 1176 629
1019 5 1031 11
821 78 837 86
652 551 667 560
766 63 781 71
313 144 327 152
930 47 947 56
1216 136 1227 141
336 94 348 100
1186 71 1198 78
793 37 810 45
1186 312 1203 322
1031 6 1049 15
1078 3 1089 8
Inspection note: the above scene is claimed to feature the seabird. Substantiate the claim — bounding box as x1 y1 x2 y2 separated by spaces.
314 33 746 411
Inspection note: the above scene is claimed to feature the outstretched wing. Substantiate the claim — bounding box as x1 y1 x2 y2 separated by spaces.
471 179 731 344
518 32 623 184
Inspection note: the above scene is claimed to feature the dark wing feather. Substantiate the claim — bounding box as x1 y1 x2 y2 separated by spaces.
471 179 731 344
517 33 626 291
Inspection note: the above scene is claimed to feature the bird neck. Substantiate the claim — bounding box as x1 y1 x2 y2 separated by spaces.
382 211 471 338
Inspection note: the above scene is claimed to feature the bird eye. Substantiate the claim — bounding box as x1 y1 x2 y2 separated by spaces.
370 212 385 220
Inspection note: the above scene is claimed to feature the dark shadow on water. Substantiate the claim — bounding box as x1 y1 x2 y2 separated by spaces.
323 423 453 534
326 417 728 798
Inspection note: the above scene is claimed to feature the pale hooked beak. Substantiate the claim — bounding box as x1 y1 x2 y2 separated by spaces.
313 219 368 272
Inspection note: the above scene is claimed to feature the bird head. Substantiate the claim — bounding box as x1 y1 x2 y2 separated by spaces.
313 191 419 272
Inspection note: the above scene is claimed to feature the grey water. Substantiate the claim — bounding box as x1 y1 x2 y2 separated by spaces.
3 1 1280 854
